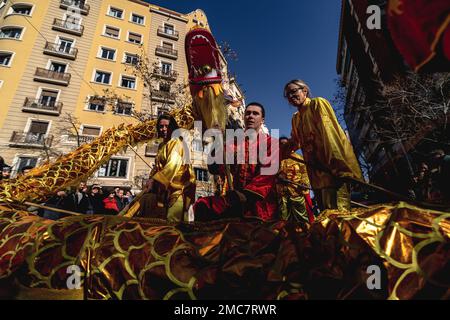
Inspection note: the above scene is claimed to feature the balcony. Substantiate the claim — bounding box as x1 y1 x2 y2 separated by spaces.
59 0 90 15
157 27 179 40
43 42 78 60
22 98 63 116
66 134 97 145
9 131 53 148
52 18 84 36
151 90 175 104
153 68 178 81
155 46 178 60
34 67 71 86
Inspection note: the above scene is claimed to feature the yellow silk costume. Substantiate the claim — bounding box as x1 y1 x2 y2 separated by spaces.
150 137 196 222
278 153 311 222
291 97 363 189
279 153 310 197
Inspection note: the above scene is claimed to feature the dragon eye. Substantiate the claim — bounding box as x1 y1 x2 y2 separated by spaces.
201 65 211 74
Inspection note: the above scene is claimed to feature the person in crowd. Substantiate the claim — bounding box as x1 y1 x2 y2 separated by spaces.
103 191 120 215
43 190 68 220
90 184 105 214
63 181 93 214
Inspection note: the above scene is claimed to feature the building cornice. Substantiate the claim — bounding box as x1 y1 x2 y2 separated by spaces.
150 7 188 23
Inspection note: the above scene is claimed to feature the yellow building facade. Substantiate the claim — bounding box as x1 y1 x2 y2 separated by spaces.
0 0 237 196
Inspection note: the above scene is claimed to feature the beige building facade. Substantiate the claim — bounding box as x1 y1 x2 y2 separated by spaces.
0 0 244 197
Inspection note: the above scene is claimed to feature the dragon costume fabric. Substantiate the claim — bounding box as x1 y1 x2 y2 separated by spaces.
0 27 449 300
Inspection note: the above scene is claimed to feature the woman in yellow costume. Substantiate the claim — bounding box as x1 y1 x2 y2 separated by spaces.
283 79 363 211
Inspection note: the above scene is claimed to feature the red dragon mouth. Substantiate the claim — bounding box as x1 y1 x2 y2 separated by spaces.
185 27 222 86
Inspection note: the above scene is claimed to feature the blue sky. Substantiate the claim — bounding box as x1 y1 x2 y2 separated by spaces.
148 0 343 137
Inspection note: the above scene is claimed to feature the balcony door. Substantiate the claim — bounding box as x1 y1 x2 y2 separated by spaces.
58 38 73 53
26 120 49 143
50 62 67 73
39 89 58 107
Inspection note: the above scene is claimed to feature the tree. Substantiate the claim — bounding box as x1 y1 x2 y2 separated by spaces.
101 46 191 122
361 72 450 156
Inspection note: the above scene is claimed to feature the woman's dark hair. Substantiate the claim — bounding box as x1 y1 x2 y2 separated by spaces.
245 102 265 118
157 113 179 136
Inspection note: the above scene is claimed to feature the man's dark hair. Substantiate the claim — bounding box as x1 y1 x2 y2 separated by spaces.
157 113 179 137
245 102 265 118
20 165 34 173
279 136 289 142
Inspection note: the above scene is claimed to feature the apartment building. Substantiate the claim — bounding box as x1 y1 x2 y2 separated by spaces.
0 0 243 197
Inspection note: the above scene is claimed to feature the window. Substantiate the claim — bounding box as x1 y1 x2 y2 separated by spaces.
194 168 209 182
193 139 203 152
16 157 38 174
94 70 111 84
131 14 144 25
162 42 173 49
39 89 58 107
104 26 120 39
100 47 115 60
50 62 67 73
108 7 123 19
98 158 128 178
0 27 23 39
57 38 74 53
120 76 136 89
161 62 172 75
9 4 32 15
26 120 49 143
81 126 101 136
160 83 170 92
87 96 105 112
124 53 139 65
115 101 132 115
128 32 142 44
0 52 13 66
164 24 174 35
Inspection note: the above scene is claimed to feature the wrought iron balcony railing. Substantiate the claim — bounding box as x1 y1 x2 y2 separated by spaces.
22 97 63 115
153 68 178 81
151 90 175 104
157 26 179 40
155 46 178 59
66 134 97 145
43 41 78 60
52 18 84 36
9 131 53 148
34 67 71 86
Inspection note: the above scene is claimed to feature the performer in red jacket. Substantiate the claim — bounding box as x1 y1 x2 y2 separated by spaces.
194 102 279 221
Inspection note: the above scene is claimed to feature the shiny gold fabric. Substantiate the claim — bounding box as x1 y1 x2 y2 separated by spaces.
291 97 363 189
1 202 448 300
151 137 196 211
278 153 310 197
192 84 227 131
